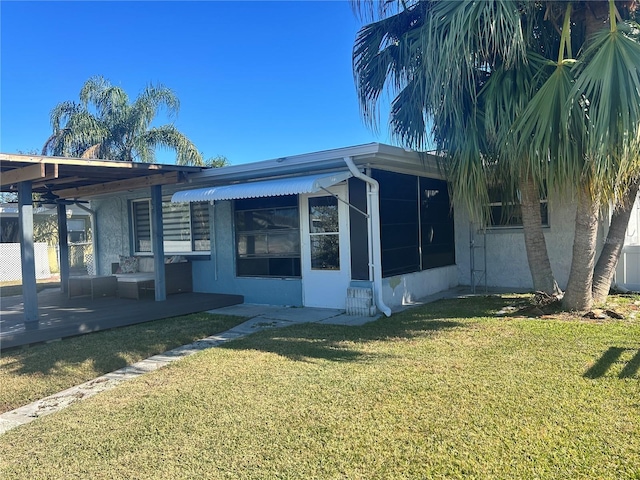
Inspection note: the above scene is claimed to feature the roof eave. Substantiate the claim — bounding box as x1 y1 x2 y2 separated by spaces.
186 143 444 185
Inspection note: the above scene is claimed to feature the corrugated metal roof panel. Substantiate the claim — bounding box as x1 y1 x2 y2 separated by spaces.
171 171 352 203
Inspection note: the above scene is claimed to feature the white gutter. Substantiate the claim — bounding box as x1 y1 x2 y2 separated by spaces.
344 156 391 317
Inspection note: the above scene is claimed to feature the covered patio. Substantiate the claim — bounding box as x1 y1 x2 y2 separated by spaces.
0 288 243 350
0 153 213 332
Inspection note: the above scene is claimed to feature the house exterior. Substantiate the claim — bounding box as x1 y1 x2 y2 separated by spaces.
91 144 454 314
2 144 632 319
89 142 613 314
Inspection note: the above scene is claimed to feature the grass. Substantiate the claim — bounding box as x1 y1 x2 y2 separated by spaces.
0 278 61 297
1 294 639 479
0 312 246 413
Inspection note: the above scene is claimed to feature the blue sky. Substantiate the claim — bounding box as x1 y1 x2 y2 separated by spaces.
1 1 392 166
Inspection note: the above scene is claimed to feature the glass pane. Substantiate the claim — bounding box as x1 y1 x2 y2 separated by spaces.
163 240 191 252
237 234 268 256
310 234 339 270
191 202 210 242
133 201 151 252
162 202 190 241
267 231 300 255
235 207 299 232
309 196 338 233
234 200 301 277
237 257 300 277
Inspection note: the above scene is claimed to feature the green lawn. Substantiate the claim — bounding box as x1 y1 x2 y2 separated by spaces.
0 312 246 413
1 295 639 479
0 278 61 297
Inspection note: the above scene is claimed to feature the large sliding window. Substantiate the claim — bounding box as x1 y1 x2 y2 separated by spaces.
372 169 455 277
234 195 301 277
132 199 210 254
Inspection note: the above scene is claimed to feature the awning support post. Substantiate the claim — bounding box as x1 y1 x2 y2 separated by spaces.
18 181 39 327
57 203 70 294
151 185 166 301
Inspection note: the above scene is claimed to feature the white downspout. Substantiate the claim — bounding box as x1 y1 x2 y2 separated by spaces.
344 156 392 317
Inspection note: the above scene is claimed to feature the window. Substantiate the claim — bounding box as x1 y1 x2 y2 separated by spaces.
372 169 455 277
234 195 301 277
132 199 210 254
488 187 549 228
308 196 340 270
420 177 456 269
376 170 420 276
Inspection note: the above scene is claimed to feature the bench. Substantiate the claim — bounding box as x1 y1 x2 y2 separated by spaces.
111 257 192 299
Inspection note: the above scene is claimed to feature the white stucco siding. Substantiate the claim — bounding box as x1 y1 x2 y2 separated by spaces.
454 190 579 291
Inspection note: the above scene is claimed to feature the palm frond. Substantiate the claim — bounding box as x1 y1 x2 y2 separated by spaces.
353 1 428 132
511 60 587 192
571 22 640 196
140 126 203 166
350 0 416 23
49 101 83 132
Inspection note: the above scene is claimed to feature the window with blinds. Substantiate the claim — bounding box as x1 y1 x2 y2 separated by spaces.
131 199 210 254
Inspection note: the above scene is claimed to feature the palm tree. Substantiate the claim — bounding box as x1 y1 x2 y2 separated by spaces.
352 0 640 310
42 76 203 166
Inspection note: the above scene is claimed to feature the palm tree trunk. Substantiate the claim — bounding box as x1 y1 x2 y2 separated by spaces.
520 172 561 295
562 188 600 311
592 180 639 304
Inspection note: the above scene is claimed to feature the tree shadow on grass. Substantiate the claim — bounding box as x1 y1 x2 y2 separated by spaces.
220 315 464 363
584 347 640 379
2 314 245 377
219 295 509 363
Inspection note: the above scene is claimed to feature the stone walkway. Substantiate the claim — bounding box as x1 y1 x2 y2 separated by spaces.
0 305 383 435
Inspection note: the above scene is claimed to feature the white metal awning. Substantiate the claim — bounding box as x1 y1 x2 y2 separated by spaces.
171 171 353 203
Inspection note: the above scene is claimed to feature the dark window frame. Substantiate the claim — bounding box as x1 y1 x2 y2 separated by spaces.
488 187 549 229
234 195 301 278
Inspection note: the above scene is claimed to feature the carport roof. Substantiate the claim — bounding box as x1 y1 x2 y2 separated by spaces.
0 153 205 200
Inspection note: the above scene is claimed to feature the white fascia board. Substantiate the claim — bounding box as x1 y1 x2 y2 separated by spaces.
365 145 444 179
187 142 444 186
186 143 384 185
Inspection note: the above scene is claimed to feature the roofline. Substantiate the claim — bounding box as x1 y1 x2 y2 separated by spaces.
0 153 205 173
186 143 442 185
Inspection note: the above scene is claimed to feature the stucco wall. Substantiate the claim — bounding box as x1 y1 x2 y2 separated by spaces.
191 200 303 306
92 196 130 275
454 190 580 290
382 265 458 309
95 184 596 306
